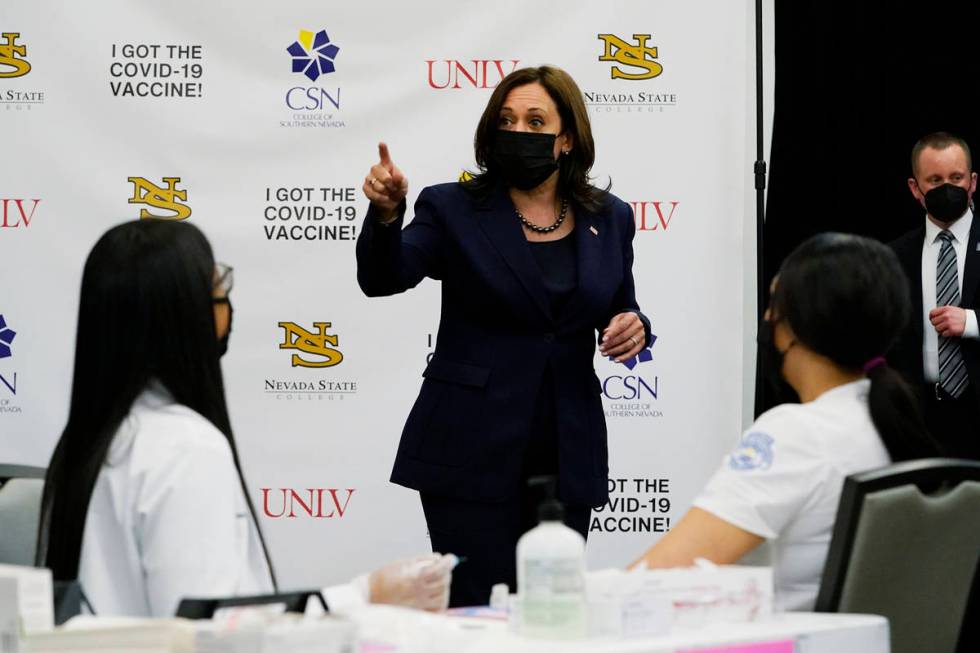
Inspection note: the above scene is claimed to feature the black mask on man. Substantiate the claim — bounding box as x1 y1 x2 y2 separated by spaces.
923 183 970 224
490 130 559 191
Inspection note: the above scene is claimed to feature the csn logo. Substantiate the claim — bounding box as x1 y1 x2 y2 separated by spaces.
0 314 18 401
597 34 663 80
602 333 661 418
285 29 341 112
0 33 31 79
278 321 343 368
128 177 191 221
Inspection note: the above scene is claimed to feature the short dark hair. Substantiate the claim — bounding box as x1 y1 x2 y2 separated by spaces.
466 65 609 211
771 233 940 461
911 131 973 177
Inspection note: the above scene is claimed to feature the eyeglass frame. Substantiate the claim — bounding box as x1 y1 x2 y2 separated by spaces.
213 263 234 304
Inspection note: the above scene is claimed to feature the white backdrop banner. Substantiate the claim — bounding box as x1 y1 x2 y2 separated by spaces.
1 0 751 589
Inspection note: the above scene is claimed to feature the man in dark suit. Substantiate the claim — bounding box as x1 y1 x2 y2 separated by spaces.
889 132 980 459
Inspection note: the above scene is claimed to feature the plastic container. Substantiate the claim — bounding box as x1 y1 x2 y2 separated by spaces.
515 476 587 639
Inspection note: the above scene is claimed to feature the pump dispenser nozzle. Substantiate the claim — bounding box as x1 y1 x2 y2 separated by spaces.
528 475 564 522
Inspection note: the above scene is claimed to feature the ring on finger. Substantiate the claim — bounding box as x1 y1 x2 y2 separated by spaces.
628 335 639 347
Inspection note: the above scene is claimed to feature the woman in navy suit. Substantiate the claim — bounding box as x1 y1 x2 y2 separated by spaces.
357 65 652 606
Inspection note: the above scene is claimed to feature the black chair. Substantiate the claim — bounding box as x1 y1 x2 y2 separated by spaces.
0 464 45 566
53 580 85 625
0 464 45 483
956 550 980 653
176 590 328 619
815 458 980 653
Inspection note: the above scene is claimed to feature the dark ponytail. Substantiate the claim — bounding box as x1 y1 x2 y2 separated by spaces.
772 233 940 461
865 364 938 461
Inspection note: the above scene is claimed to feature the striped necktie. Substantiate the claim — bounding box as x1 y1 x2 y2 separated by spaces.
937 230 969 398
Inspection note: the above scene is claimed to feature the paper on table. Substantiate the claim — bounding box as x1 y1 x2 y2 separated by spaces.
678 641 794 653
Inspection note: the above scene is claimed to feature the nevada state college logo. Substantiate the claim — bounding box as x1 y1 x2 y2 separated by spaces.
128 177 191 220
597 34 663 80
278 321 343 368
265 320 355 399
0 33 31 79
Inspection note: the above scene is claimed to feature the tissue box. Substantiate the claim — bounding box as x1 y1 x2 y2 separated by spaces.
195 611 357 653
0 564 54 652
587 563 772 637
24 617 195 653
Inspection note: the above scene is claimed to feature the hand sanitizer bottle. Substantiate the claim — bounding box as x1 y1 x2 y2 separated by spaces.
516 476 587 639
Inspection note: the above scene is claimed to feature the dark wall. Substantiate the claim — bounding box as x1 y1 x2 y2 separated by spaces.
765 3 980 286
757 2 980 413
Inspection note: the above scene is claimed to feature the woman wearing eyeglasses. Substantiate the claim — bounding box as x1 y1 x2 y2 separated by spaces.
38 219 453 617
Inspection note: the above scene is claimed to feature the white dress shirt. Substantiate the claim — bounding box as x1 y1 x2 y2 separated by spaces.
921 208 979 382
79 383 368 617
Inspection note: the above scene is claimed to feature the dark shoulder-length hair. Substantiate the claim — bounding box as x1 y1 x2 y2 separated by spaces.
770 232 940 461
465 65 610 212
38 219 275 588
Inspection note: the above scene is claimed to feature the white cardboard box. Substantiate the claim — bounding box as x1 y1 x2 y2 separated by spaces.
0 565 54 653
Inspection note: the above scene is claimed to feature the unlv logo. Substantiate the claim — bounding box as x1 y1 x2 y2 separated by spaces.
597 34 663 81
261 488 355 519
629 201 679 232
426 59 520 89
278 321 343 368
0 33 31 79
128 177 191 221
1 199 40 228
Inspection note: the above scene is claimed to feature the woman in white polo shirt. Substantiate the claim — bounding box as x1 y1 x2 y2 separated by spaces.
631 233 940 611
37 219 453 617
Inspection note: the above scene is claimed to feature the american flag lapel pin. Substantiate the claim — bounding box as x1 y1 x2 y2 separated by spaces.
589 225 598 236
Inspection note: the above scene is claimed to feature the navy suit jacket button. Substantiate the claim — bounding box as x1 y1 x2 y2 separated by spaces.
544 332 556 343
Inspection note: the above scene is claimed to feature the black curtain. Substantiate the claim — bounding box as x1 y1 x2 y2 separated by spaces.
757 2 980 414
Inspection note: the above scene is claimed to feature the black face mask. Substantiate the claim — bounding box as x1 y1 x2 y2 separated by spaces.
489 130 559 191
757 318 798 406
216 298 233 358
923 183 970 224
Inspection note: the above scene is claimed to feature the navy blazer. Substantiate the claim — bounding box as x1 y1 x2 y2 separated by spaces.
356 182 651 507
889 216 980 406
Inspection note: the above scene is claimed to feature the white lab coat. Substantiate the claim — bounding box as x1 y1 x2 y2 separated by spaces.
78 383 366 617
693 379 891 611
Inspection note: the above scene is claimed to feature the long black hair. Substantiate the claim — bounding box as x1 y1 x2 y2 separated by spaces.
38 219 276 587
771 233 940 461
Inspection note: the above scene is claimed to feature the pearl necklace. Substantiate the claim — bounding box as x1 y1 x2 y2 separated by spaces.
515 198 569 233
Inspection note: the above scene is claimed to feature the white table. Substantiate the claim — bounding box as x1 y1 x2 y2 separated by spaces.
352 609 889 653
